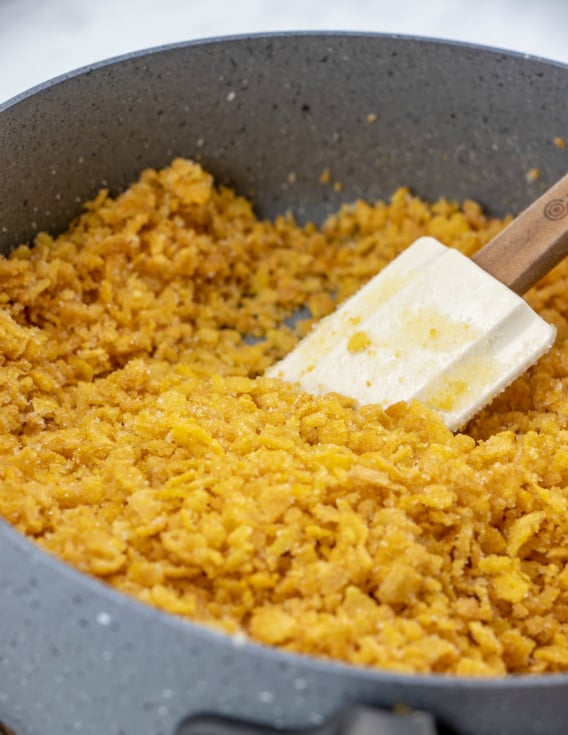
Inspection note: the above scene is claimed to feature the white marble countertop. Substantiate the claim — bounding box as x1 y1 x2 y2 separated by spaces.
1 0 568 105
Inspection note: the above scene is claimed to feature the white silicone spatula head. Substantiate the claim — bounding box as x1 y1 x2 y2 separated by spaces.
268 173 568 431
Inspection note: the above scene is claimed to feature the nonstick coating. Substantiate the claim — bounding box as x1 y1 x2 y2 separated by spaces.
1 32 568 735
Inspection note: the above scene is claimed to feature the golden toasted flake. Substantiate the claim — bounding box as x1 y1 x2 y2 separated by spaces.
3 158 568 676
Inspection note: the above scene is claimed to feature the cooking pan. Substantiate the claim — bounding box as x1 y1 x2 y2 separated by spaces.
1 32 568 735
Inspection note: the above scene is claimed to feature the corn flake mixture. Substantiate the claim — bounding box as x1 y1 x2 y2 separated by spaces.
3 159 568 677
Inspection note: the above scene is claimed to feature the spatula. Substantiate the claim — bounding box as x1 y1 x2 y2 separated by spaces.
268 173 568 430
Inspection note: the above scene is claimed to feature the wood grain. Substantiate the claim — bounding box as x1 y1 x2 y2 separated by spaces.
473 172 568 294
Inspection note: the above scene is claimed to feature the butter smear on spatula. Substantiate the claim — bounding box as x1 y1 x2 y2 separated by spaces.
268 174 568 430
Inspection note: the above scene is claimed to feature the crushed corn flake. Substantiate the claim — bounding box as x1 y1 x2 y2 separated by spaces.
3 158 568 677
526 168 541 182
347 331 372 353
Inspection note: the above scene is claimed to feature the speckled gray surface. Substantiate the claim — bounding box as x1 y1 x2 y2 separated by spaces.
2 0 568 106
2 33 568 254
1 33 568 735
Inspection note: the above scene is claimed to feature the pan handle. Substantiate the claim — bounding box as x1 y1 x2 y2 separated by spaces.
175 705 439 735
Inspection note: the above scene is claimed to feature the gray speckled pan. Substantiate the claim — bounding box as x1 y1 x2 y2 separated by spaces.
1 32 568 735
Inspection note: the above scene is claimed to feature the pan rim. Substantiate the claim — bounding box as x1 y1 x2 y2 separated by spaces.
2 29 568 115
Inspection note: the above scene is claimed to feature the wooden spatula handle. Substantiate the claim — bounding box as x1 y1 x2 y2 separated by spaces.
473 172 568 294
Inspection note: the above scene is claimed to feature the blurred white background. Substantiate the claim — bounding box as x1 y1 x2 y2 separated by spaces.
1 0 568 104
